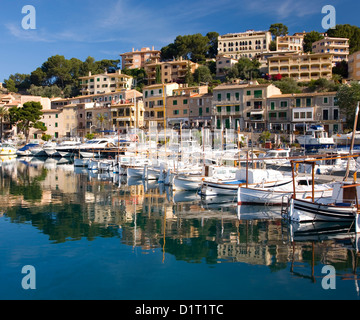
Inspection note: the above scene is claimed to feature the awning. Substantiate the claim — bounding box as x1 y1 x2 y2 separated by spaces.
250 110 264 115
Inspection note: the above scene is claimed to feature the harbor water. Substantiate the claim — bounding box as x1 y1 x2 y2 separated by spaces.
1 156 360 300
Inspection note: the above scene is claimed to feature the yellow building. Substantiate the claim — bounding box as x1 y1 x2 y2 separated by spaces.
276 34 304 52
143 83 179 128
144 57 199 85
312 37 349 66
79 70 133 96
267 53 333 81
348 50 360 80
111 100 145 132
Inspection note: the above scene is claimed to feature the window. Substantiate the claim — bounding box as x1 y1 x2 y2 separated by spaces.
226 106 231 113
235 92 240 101
217 106 221 113
323 109 329 120
254 90 262 98
323 97 328 104
246 90 251 96
206 107 209 113
296 99 301 107
173 100 177 105
183 99 188 104
217 93 221 101
334 109 339 120
280 101 288 108
270 102 275 110
183 109 188 114
226 93 231 101
173 110 179 115
269 112 277 118
55 122 58 127
199 108 203 116
306 98 311 106
235 105 240 112
279 112 287 118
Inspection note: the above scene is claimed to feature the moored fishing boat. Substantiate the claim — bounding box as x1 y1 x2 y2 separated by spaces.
200 168 292 196
237 176 333 205
0 143 17 156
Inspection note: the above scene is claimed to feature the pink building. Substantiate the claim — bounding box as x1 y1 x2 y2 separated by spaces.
120 47 161 70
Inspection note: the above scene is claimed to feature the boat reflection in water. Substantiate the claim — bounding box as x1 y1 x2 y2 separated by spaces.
1 158 360 299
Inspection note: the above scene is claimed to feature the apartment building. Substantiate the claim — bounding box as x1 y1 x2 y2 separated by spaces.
78 70 133 96
216 54 238 78
0 94 52 140
39 104 77 139
348 50 360 81
120 46 161 70
267 53 333 81
111 100 145 133
212 82 281 131
312 37 349 66
143 83 179 128
188 93 213 128
166 85 209 126
276 34 304 52
217 30 272 59
51 89 143 137
144 57 199 85
267 92 342 134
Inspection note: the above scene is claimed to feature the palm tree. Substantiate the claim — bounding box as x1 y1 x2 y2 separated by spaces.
0 106 9 142
96 114 108 137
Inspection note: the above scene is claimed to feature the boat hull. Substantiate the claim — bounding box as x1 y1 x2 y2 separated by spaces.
201 178 293 196
173 175 203 191
288 198 356 222
237 186 333 205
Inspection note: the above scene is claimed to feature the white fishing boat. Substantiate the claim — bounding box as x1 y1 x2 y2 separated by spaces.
54 140 82 157
0 143 17 156
173 165 237 191
200 168 292 196
262 148 291 166
296 125 335 150
43 141 58 157
237 176 333 205
285 155 360 223
16 143 40 156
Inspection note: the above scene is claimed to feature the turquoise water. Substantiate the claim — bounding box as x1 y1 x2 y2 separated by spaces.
1 157 360 300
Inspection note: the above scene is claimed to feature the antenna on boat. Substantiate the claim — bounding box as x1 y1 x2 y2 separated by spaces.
344 101 360 181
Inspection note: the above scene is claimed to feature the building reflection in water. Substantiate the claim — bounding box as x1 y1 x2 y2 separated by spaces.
0 157 359 285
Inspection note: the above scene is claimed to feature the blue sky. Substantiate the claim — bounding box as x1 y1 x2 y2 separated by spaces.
0 0 359 82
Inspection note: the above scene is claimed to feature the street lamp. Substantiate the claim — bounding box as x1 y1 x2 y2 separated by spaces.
90 125 96 134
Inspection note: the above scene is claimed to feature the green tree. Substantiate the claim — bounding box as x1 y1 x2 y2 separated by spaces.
160 33 217 63
8 101 47 143
336 82 360 127
236 57 261 80
193 65 213 84
4 78 18 93
258 131 271 144
0 106 9 142
155 65 162 84
332 60 348 79
303 31 324 53
184 62 195 86
269 23 288 38
206 32 219 58
274 78 302 94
